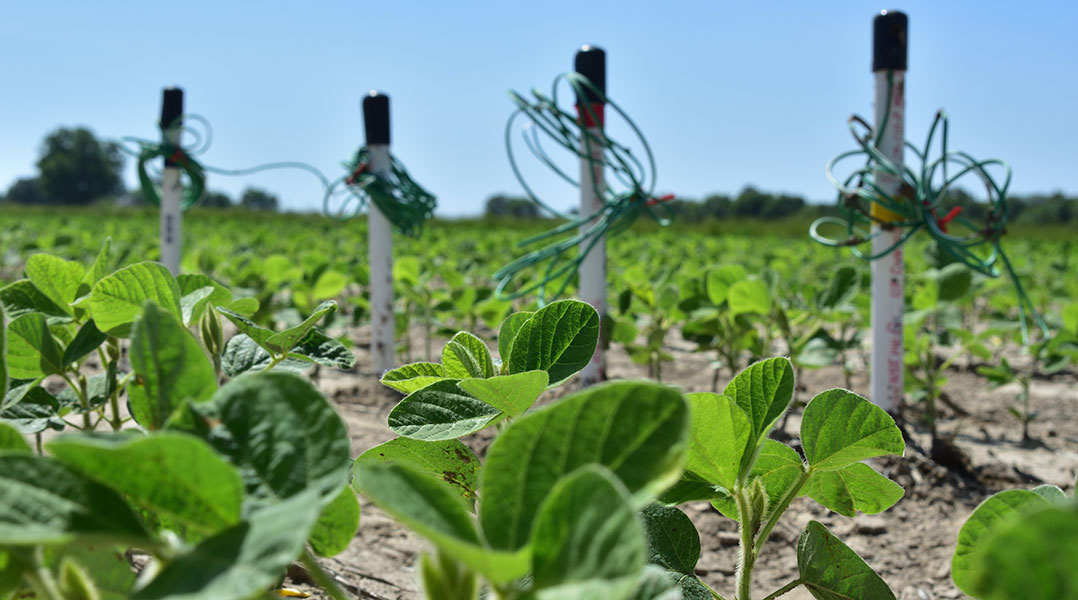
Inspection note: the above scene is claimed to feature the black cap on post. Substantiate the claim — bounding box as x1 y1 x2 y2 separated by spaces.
574 45 606 106
363 92 390 146
161 87 184 166
873 10 908 72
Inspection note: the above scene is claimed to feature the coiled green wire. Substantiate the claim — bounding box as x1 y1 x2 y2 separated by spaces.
123 113 333 211
494 72 671 301
124 114 210 209
324 146 437 237
122 114 436 235
811 70 1049 342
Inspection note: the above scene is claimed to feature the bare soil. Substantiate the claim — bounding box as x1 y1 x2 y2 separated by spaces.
294 327 1078 600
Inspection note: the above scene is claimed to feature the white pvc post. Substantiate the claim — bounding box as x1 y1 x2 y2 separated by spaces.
159 87 184 275
576 45 607 387
869 11 908 414
363 92 395 374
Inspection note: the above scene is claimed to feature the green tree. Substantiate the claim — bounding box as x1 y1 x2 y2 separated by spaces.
4 177 46 205
485 194 540 218
201 190 232 208
240 187 279 211
36 127 125 205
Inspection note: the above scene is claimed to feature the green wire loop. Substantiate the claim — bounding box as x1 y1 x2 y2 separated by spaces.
123 114 211 210
323 146 437 237
494 72 670 301
812 70 1049 342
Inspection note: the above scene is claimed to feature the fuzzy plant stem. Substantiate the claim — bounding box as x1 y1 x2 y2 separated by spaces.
735 490 756 600
761 579 802 600
300 548 350 600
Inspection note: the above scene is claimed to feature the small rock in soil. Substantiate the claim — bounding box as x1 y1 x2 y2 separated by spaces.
854 516 888 535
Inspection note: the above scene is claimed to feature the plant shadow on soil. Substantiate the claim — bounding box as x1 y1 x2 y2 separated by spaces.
297 325 1077 600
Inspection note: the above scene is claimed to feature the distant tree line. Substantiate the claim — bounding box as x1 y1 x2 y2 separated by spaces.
482 186 1078 226
1 126 279 211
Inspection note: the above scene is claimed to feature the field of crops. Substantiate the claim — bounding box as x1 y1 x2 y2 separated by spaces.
1 207 1076 600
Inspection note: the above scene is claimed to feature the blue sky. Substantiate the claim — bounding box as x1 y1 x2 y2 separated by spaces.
1 1 1075 215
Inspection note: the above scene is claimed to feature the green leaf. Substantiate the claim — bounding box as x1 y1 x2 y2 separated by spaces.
133 491 322 600
442 331 496 379
706 265 746 305
47 432 244 536
216 307 273 348
0 550 22 595
804 462 904 517
353 462 530 583
312 269 348 300
1032 485 1067 502
1062 303 1078 334
507 299 600 386
289 329 355 370
197 372 351 509
0 383 64 434
816 266 859 310
937 263 972 302
54 542 134 600
640 504 700 575
264 300 337 354
220 334 313 377
381 362 447 394
498 311 533 365
179 286 218 326
0 454 149 545
627 566 688 600
683 392 752 490
658 473 724 505
89 262 182 336
0 422 30 453
128 303 218 430
798 520 895 600
61 320 107 366
728 279 771 316
388 379 502 441
970 503 1078 600
80 237 112 290
309 486 360 557
225 297 259 317
0 306 6 401
951 489 1050 595
712 440 804 522
26 254 85 316
480 380 689 551
5 312 64 378
801 389 904 471
356 437 480 500
0 279 68 319
457 371 548 418
723 357 794 469
531 466 645 598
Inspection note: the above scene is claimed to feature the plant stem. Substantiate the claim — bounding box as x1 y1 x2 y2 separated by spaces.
60 371 92 430
753 469 811 556
760 579 802 600
299 548 350 600
26 548 64 600
699 579 729 600
264 353 286 370
735 490 755 600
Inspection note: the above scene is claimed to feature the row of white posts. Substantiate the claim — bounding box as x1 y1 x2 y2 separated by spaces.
155 10 908 416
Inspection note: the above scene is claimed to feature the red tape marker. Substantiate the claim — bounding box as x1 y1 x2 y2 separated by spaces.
937 206 962 233
645 193 676 207
575 102 605 128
